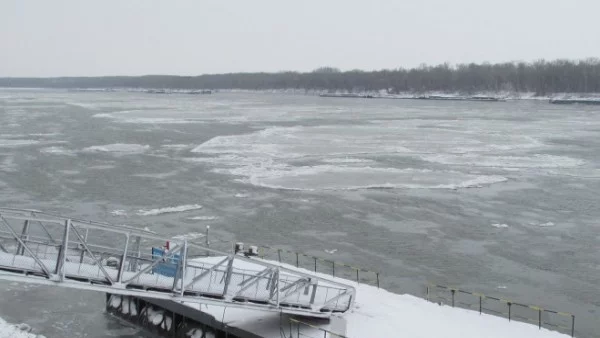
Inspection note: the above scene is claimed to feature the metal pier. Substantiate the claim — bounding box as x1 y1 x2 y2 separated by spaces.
0 207 355 318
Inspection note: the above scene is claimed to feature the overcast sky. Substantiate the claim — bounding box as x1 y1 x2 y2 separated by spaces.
1 0 599 77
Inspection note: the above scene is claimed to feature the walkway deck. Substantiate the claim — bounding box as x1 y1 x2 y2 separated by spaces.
0 208 355 318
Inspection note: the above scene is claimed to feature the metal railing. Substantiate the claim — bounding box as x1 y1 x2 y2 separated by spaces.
257 245 381 288
426 284 575 337
285 318 348 338
0 207 356 318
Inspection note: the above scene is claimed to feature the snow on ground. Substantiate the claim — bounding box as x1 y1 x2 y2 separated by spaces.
187 257 568 338
136 204 202 216
0 316 43 338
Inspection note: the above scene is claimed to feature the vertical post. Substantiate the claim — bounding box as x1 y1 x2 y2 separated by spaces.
538 309 542 329
79 228 89 264
129 235 141 272
295 252 299 267
332 261 335 276
277 249 281 262
205 225 210 257
275 268 280 307
171 310 176 336
55 219 71 281
426 286 429 301
17 220 30 255
356 269 359 283
451 289 455 307
571 315 575 337
479 296 482 314
180 240 188 296
324 329 327 338
314 257 317 272
117 233 130 283
508 302 511 321
376 272 380 288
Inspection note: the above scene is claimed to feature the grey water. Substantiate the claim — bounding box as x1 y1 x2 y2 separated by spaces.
0 89 598 337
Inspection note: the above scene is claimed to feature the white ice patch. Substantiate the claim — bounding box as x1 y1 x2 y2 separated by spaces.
424 154 584 169
40 146 75 156
538 222 555 227
82 143 150 155
491 223 509 229
110 209 127 216
137 204 203 216
94 110 208 124
321 158 375 164
0 139 39 147
234 193 249 198
188 216 218 221
172 232 205 241
229 165 507 191
161 144 191 150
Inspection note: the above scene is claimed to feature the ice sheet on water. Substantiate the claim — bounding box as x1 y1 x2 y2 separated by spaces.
424 154 585 169
137 204 203 216
234 165 507 191
82 143 150 154
321 158 375 164
190 124 516 191
172 232 205 240
491 223 509 228
188 216 218 221
94 110 208 124
39 146 75 156
0 139 39 147
110 209 127 216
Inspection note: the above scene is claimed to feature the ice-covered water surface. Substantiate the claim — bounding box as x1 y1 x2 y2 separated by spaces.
190 114 590 191
0 90 599 337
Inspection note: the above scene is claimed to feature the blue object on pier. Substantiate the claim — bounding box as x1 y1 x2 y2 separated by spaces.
151 247 181 277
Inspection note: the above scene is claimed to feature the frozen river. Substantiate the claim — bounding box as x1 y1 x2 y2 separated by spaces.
0 89 598 337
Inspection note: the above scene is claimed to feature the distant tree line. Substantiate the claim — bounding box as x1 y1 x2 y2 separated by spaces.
2 59 600 95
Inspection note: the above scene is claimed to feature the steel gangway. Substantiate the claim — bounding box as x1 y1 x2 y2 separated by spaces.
0 208 355 318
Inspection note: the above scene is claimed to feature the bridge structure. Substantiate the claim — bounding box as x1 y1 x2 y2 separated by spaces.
0 207 355 318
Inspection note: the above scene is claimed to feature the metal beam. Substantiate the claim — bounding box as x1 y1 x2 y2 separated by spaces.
279 279 312 302
184 256 229 290
234 267 273 297
0 214 52 278
69 223 115 284
318 290 353 311
16 220 29 255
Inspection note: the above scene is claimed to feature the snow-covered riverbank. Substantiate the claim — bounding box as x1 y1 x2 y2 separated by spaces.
0 317 43 338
